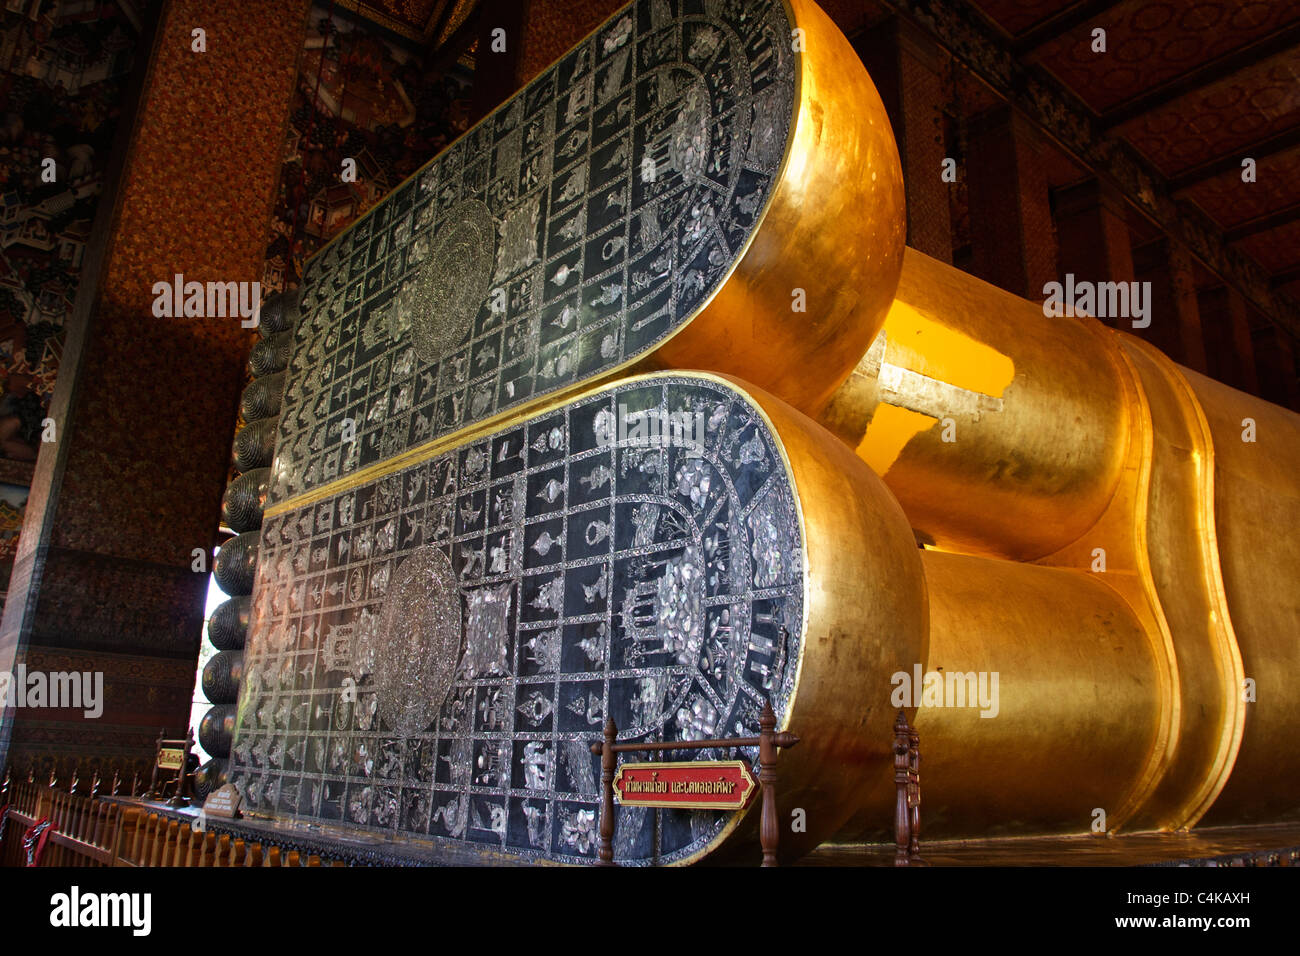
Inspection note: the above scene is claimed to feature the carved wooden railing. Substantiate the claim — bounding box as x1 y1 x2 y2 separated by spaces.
894 709 924 866
109 813 347 867
0 766 346 867
2 711 923 867
1 771 127 867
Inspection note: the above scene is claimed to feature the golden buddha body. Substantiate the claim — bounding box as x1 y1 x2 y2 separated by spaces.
225 0 1299 864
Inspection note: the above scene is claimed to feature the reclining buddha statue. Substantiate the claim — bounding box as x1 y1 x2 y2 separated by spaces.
209 0 1300 864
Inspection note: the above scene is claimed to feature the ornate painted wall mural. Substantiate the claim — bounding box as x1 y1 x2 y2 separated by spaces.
262 2 476 296
0 2 142 466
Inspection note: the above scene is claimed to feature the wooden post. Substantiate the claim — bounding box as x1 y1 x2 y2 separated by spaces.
146 729 165 798
128 811 148 864
893 710 911 866
597 717 617 866
94 803 110 849
172 824 191 866
37 772 54 820
130 814 149 867
111 808 135 867
73 803 87 866
759 701 780 867
148 813 164 865
152 820 176 867
907 722 922 862
111 770 121 797
167 728 195 808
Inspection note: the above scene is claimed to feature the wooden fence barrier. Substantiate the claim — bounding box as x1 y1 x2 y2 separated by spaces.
105 809 347 866
0 769 347 867
0 777 126 867
3 712 923 866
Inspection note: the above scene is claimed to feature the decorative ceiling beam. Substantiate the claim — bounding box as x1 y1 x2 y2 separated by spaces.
872 0 1300 341
427 2 483 75
428 0 462 50
1010 0 1123 55
1169 127 1300 192
1270 265 1300 291
1101 21 1300 129
1224 202 1300 244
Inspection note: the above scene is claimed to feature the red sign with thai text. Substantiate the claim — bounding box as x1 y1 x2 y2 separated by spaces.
612 760 757 810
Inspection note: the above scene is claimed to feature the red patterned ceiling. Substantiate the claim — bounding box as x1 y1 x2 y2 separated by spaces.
1182 145 1300 230
967 0 1079 38
1238 219 1300 275
1026 0 1298 114
1117 49 1300 175
964 0 1300 304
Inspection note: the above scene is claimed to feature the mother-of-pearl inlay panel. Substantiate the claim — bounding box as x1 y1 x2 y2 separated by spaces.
271 0 797 505
233 375 804 864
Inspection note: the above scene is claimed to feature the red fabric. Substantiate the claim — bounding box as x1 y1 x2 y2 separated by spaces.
22 817 54 867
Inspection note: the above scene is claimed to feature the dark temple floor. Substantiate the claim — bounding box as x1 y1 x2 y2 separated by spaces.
801 823 1300 866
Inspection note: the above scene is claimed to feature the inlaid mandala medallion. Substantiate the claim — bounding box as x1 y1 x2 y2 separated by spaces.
403 199 497 363
373 545 462 738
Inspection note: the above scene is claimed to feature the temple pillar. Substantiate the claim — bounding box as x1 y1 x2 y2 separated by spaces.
1251 323 1300 412
854 17 953 263
470 0 529 122
1134 237 1208 371
966 104 1057 300
1198 286 1260 395
1055 177 1135 281
0 0 310 778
